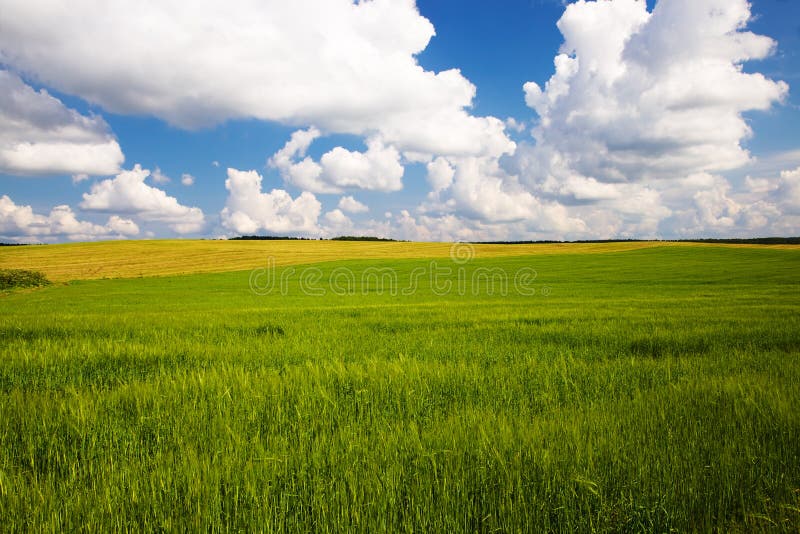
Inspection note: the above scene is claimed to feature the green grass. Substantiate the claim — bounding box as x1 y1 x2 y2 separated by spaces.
0 269 50 291
0 245 799 532
0 237 786 282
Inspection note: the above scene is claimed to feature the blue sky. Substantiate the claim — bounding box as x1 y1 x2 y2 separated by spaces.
1 0 799 242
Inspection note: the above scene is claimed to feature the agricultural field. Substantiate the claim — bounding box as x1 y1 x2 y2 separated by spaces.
1 241 799 532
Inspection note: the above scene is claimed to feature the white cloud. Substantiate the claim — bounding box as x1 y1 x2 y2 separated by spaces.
421 155 588 236
447 0 798 241
270 128 404 193
504 117 526 134
546 175 624 202
692 181 740 230
426 157 455 193
521 0 788 184
389 210 489 242
777 167 800 214
106 215 140 236
449 157 544 223
320 139 404 192
352 210 547 243
321 209 355 236
80 165 205 234
410 0 792 241
268 127 326 191
2 0 795 242
220 168 322 235
759 166 800 216
741 150 800 180
181 173 195 186
338 196 369 214
0 0 513 159
656 173 782 236
0 194 138 242
151 167 170 184
323 209 351 227
0 70 124 176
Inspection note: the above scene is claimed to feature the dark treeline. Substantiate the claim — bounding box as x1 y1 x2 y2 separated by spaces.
230 235 400 242
677 237 800 245
472 237 800 245
229 236 318 241
330 236 399 242
7 237 798 246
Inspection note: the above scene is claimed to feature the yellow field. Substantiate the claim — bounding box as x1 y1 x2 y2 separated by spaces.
1 239 796 282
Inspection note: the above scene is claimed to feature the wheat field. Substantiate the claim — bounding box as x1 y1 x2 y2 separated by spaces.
1 242 799 531
2 239 795 282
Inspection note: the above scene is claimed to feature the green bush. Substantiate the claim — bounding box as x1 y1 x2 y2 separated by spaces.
0 269 51 290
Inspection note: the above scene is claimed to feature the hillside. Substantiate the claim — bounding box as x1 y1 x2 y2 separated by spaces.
2 239 797 282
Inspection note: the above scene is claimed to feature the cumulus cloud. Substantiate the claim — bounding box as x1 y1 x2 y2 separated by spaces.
758 167 800 234
220 168 322 235
267 0 796 242
181 173 195 186
772 167 800 215
319 140 404 192
0 0 513 159
541 167 800 240
338 196 369 214
407 0 792 241
323 209 351 227
388 210 497 242
321 209 355 237
0 70 123 176
426 157 456 193
106 215 140 236
344 169 798 241
504 117 526 134
151 167 170 184
419 154 589 238
80 165 205 234
451 158 553 223
521 0 788 185
441 0 796 240
2 0 795 242
270 128 404 193
350 210 552 243
0 194 138 242
653 173 784 236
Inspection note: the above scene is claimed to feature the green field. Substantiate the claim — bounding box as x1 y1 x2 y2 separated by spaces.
1 243 799 531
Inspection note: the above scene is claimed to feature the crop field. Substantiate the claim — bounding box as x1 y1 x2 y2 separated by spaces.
1 241 799 532
0 238 784 282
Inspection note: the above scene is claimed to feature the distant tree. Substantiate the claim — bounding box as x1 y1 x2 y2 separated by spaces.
330 236 399 242
0 269 51 290
229 236 311 241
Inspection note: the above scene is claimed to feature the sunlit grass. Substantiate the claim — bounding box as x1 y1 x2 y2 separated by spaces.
0 245 798 531
1 238 794 282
